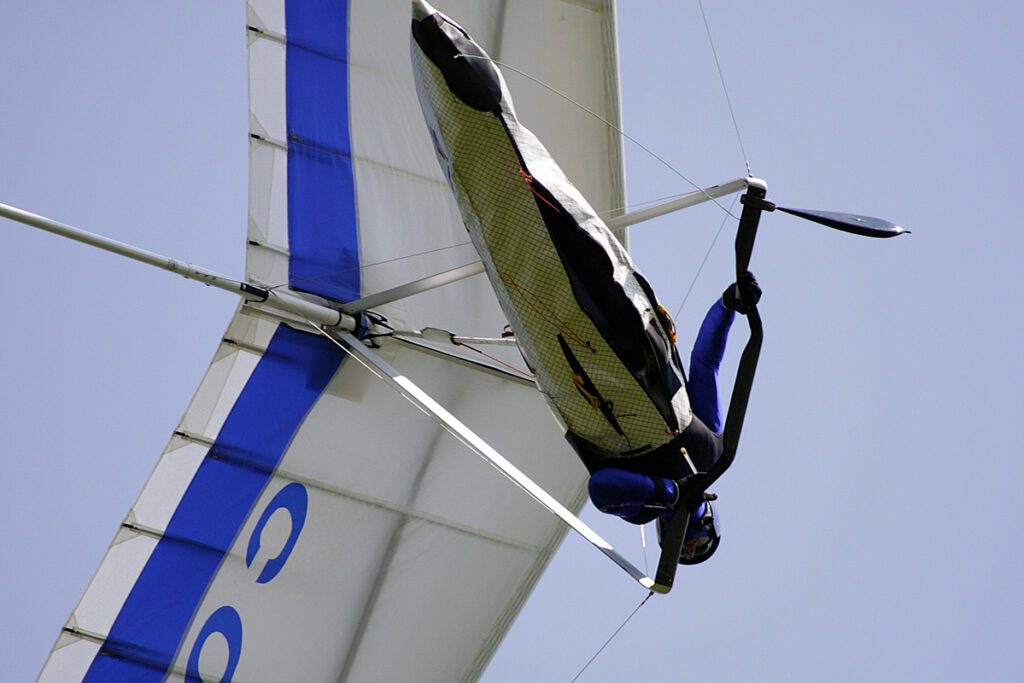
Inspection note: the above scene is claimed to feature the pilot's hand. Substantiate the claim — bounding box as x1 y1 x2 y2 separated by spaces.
722 271 761 315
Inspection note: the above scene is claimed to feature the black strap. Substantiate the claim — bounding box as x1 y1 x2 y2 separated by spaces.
679 185 770 506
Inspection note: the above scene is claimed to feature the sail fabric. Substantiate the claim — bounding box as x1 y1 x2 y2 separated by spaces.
283 1 360 302
40 1 626 681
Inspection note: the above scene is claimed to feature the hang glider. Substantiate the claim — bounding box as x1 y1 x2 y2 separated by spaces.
3 1 907 681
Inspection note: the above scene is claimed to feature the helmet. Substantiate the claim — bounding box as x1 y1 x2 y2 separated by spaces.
678 497 721 564
658 496 721 565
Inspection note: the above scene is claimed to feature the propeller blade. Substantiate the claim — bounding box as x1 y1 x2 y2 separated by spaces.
777 207 908 238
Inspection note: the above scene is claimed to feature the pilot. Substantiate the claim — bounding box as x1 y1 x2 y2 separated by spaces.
585 273 760 564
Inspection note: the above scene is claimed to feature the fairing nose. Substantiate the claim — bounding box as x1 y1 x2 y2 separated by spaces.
412 1 436 22
410 1 503 113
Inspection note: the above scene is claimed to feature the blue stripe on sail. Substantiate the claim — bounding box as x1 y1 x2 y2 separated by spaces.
84 325 345 681
286 0 360 303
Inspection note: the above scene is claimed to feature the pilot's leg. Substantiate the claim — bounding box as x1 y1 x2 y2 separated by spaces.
587 468 677 525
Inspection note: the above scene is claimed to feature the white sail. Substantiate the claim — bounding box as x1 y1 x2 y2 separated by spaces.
37 1 626 681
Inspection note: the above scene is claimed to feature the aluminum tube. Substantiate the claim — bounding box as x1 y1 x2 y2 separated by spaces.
604 177 764 230
1 201 352 329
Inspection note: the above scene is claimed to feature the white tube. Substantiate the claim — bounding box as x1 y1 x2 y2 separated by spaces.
605 177 765 229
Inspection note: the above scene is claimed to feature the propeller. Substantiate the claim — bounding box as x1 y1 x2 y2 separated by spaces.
692 186 907 496
776 206 908 238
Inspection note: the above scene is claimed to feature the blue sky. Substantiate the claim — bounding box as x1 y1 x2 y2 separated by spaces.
3 1 1023 681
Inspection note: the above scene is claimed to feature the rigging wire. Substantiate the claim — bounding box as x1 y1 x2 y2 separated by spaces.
265 240 476 291
697 0 751 176
673 193 740 320
458 54 739 221
569 591 655 683
597 190 721 225
668 2 751 317
266 194 692 294
462 6 756 320
451 337 534 379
